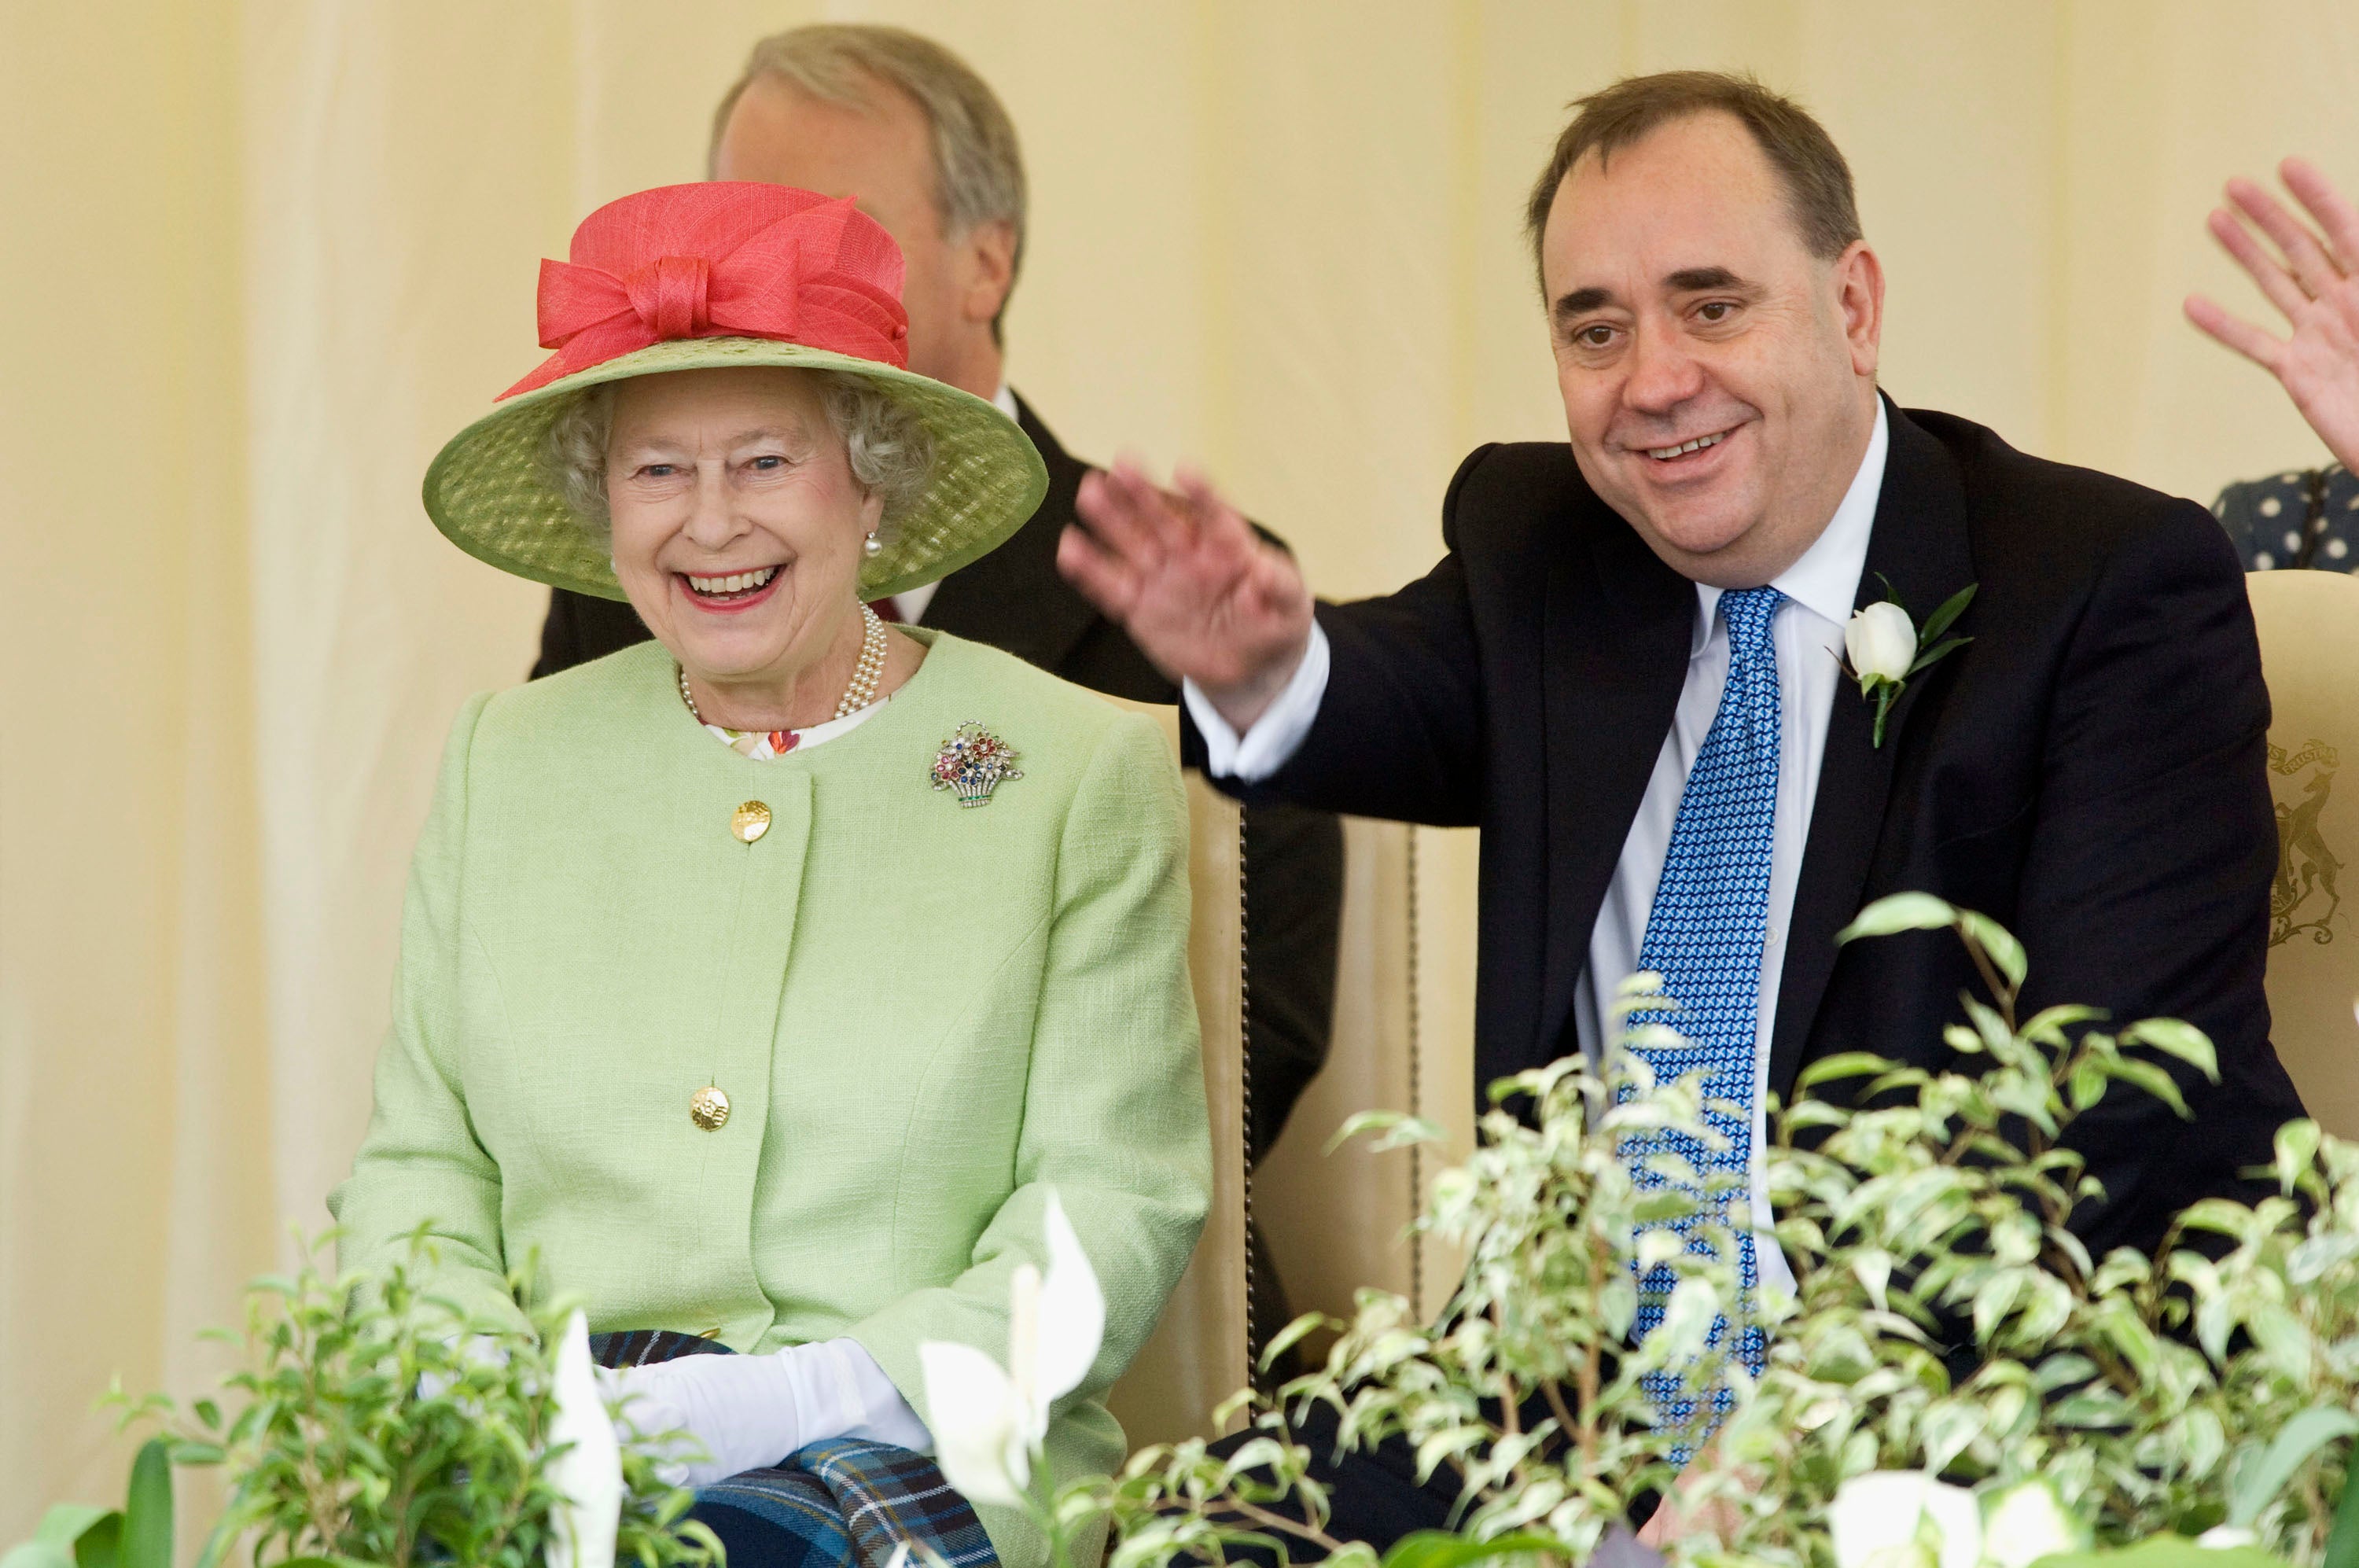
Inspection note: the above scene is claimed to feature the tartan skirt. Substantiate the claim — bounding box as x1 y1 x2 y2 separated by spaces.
590 1330 1000 1568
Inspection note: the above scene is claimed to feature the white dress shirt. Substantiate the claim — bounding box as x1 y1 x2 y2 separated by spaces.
1187 402 1890 1294
889 383 1023 627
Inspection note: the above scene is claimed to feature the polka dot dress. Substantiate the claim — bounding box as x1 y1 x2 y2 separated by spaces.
2215 464 2357 571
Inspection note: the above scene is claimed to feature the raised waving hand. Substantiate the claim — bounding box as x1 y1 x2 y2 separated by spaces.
2186 156 2359 473
1058 460 1315 733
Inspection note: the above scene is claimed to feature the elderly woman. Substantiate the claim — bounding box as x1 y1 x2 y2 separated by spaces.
329 183 1210 1568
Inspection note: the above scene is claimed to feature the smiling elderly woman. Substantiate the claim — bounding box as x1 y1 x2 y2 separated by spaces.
329 184 1210 1568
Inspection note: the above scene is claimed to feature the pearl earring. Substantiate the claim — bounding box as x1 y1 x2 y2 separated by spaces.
863 532 883 557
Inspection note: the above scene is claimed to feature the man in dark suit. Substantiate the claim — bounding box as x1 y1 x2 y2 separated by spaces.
531 24 1345 1294
1061 71 2305 1548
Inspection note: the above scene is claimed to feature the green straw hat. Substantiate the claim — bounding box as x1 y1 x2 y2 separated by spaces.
421 182 1046 603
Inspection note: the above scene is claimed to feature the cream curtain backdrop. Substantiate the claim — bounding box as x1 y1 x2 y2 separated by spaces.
6 0 2358 1535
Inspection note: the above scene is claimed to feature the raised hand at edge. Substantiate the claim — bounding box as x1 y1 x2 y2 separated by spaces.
2186 155 2359 474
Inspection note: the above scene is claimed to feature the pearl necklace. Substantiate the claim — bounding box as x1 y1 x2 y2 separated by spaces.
678 603 890 731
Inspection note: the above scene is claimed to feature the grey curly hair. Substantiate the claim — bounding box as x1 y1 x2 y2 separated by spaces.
539 369 937 546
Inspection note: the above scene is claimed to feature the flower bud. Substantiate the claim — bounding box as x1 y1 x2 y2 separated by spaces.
1846 601 1919 686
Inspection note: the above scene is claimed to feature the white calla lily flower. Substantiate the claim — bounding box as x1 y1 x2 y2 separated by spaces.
546 1310 622 1568
1846 601 1919 686
921 1190 1106 1511
1829 1472 1981 1568
1980 1478 2088 1568
2198 1526 2260 1550
918 1341 1029 1507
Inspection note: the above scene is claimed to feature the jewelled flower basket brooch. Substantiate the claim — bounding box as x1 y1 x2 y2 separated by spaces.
932 722 1024 808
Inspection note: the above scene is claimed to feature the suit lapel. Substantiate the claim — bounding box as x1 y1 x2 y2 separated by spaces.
1534 504 1695 1072
1767 400 1976 1099
919 393 1099 671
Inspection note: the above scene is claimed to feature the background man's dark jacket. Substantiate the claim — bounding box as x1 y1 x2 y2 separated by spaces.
1194 396 2305 1261
535 395 1345 1168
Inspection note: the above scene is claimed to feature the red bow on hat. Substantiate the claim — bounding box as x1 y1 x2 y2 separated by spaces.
499 182 911 400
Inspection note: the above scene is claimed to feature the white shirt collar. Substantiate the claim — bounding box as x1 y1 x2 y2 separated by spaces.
993 383 1020 421
1691 397 1890 655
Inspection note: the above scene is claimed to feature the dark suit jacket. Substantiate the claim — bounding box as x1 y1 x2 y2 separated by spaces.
1194 396 2305 1259
532 393 1345 1161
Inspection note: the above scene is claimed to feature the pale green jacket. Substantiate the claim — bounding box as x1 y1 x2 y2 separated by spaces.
329 631 1211 1566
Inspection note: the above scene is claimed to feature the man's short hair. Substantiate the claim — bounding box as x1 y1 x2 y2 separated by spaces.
1522 71 1862 289
712 24 1028 341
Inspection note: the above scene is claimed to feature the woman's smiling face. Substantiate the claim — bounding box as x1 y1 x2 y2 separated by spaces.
605 365 882 693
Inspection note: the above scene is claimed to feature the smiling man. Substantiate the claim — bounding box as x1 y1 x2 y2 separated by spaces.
1060 69 2302 1547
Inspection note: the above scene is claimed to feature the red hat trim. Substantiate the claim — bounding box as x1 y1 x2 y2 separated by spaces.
499 182 911 400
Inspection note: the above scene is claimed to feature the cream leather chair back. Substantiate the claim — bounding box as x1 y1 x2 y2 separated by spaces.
1257 822 1475 1344
1256 821 1426 1329
2248 569 2359 1137
1099 700 1250 1448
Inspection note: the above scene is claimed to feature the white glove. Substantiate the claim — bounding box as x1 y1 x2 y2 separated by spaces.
601 1338 931 1488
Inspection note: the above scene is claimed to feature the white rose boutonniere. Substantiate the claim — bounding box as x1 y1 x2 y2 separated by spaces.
1842 577 1977 747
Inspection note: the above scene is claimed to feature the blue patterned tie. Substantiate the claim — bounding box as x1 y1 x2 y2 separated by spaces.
1624 584 1783 1437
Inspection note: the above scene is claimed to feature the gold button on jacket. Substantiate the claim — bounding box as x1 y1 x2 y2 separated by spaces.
690 1085 731 1130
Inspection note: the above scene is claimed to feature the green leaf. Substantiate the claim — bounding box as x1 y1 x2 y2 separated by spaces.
2068 1059 2107 1111
2276 1117 2323 1176
2030 1537 2291 1568
2021 1003 2106 1047
1959 910 2029 990
1327 1110 1442 1154
1907 634 1974 676
1851 1250 1893 1311
68 1518 117 1568
1 1544 78 1568
1974 1269 2025 1343
1257 1312 1329 1371
24 1511 111 1556
118 1441 171 1568
2118 1018 2220 1082
1379 1531 1563 1568
2228 1405 2359 1527
2107 1058 2191 1119
1794 1051 1894 1093
1837 893 1958 945
1919 1397 1986 1473
2327 1440 2359 1568
1918 581 1979 644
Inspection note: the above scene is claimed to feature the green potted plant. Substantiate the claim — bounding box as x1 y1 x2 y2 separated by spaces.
7 1234 720 1568
960 895 2359 1568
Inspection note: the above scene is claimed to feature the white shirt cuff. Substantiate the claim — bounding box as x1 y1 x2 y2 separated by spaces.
1180 622 1330 783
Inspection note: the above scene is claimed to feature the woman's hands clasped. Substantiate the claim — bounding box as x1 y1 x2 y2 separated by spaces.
2187 156 2359 474
1058 460 1316 734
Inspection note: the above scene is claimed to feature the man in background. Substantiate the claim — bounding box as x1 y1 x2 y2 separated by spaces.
530 24 1345 1353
